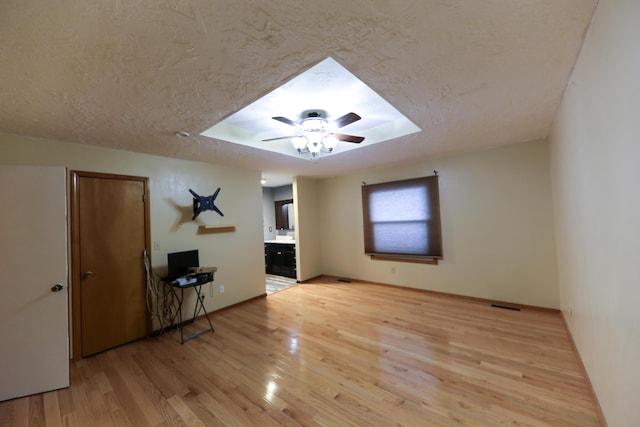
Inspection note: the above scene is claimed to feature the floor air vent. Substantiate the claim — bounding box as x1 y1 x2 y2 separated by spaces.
337 279 352 283
491 304 521 311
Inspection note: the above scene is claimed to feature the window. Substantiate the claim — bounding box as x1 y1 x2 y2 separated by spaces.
362 175 442 263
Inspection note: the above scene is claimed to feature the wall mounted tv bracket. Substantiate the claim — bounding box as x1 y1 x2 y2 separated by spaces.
189 187 224 220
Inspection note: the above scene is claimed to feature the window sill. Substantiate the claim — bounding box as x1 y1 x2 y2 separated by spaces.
367 254 440 265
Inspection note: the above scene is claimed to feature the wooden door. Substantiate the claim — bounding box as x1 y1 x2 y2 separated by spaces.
71 172 150 358
0 165 69 401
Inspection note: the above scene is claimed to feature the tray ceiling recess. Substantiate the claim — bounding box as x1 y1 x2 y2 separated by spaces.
200 57 421 160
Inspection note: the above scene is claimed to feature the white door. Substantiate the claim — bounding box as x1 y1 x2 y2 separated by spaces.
0 165 69 401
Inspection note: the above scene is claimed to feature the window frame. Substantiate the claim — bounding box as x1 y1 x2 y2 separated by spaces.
361 175 442 264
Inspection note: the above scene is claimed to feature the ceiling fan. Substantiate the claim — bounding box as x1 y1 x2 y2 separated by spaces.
263 111 365 158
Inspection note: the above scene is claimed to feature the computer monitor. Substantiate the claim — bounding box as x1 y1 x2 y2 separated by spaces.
166 249 199 281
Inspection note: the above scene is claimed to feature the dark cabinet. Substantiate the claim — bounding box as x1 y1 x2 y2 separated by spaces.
265 243 296 278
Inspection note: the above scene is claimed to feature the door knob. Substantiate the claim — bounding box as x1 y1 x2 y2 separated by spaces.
81 271 93 278
51 283 64 292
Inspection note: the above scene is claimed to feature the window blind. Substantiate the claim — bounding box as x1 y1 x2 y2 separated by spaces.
362 175 442 260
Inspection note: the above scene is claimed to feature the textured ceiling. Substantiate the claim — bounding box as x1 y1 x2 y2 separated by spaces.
0 1 597 187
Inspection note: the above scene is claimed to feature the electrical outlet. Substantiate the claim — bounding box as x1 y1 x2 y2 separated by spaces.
153 241 160 250
391 265 396 274
219 285 225 293
568 304 572 317
163 306 174 318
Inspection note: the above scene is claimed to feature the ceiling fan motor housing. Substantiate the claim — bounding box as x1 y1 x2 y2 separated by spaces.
302 110 326 119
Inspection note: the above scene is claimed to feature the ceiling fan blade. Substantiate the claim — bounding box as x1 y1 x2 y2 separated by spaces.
334 133 365 143
262 135 298 142
332 112 361 128
272 116 299 127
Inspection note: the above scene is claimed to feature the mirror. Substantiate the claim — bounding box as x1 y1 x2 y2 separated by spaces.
275 199 294 230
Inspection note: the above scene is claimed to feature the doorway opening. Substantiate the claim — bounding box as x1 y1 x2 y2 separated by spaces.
265 274 297 295
262 184 298 294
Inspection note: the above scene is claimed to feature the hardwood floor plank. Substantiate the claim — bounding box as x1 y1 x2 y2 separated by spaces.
12 397 28 427
166 394 208 427
0 277 603 426
43 393 63 427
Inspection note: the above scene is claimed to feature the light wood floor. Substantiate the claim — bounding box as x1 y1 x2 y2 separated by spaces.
0 277 603 426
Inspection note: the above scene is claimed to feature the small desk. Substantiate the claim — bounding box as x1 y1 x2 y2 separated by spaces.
166 278 215 343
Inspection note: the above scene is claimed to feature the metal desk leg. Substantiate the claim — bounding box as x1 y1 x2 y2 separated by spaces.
193 285 215 335
169 283 215 344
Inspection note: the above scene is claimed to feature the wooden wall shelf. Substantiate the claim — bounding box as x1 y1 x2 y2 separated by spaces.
197 225 236 234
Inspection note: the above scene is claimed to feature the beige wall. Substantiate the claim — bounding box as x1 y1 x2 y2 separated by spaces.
262 186 276 241
317 139 560 309
0 133 266 322
549 0 640 424
293 176 322 281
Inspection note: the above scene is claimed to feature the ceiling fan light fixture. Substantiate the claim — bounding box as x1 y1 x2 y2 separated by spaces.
270 110 365 159
302 117 325 131
307 132 324 144
291 136 308 152
303 119 326 144
289 116 335 157
322 135 339 151
308 141 323 153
